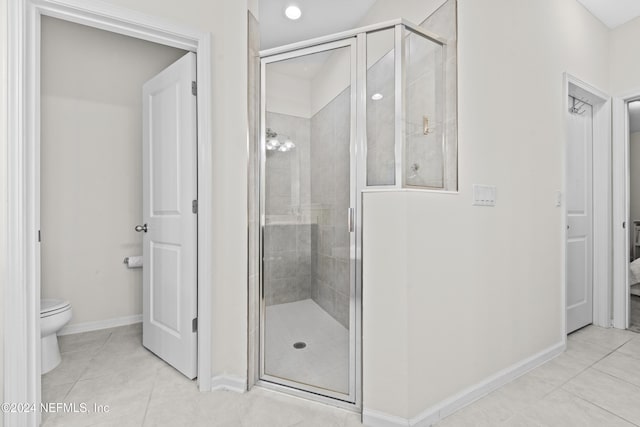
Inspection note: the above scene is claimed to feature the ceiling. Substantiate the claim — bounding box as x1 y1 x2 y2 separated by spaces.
576 0 640 29
259 0 377 50
630 101 640 133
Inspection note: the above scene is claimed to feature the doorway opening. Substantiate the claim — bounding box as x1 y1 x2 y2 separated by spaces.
6 1 213 425
626 100 640 332
566 92 594 333
564 75 612 336
39 15 198 424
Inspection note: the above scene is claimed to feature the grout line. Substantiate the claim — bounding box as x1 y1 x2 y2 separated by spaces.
59 331 114 400
531 338 635 405
591 366 640 391
141 365 161 427
568 392 640 427
541 345 621 397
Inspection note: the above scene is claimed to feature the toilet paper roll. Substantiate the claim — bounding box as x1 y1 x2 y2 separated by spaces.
125 256 143 268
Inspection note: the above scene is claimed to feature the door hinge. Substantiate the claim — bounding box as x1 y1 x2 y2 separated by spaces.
191 81 197 96
192 199 198 214
38 230 41 242
623 221 626 229
192 317 198 333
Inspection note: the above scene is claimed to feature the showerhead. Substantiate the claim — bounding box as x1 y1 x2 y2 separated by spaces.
266 128 295 152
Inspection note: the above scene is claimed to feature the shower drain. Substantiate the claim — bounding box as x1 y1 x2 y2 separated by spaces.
293 341 307 349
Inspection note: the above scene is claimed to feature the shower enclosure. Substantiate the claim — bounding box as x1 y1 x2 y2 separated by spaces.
257 19 453 405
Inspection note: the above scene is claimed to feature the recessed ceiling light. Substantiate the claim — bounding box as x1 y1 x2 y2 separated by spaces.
285 5 302 20
371 93 383 101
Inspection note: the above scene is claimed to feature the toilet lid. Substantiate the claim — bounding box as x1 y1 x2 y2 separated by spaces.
41 298 70 315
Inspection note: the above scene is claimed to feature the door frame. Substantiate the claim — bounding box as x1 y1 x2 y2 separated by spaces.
562 73 612 338
612 89 640 329
257 37 361 408
6 0 213 425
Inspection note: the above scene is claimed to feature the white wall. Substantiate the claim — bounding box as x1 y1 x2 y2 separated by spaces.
40 17 186 326
610 16 640 96
363 0 610 419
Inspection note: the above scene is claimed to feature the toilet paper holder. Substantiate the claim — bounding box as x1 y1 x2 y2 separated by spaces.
123 256 143 268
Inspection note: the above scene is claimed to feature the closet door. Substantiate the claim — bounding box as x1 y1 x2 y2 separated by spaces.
566 98 594 333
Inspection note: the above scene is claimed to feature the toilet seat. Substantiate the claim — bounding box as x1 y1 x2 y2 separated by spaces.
41 298 71 318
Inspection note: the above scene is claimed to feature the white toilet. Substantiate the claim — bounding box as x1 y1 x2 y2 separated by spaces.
40 299 72 374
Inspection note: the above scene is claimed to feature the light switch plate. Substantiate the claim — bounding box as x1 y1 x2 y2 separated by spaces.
472 184 496 207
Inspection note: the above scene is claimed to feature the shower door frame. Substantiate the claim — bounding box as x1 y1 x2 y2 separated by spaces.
258 36 361 406
254 19 448 409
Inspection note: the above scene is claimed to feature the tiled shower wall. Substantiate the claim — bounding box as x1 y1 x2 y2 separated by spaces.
264 95 351 330
263 112 313 305
366 46 396 187
404 31 445 188
366 33 446 189
365 0 457 190
310 89 351 329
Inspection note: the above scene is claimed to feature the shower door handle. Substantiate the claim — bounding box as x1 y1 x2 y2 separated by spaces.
348 208 355 233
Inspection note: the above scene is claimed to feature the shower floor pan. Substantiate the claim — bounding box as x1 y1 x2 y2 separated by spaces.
264 299 349 394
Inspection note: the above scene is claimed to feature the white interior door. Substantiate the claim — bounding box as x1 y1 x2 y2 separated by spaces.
141 52 198 378
567 98 594 334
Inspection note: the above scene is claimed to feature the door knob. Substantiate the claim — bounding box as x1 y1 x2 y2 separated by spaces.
135 224 148 233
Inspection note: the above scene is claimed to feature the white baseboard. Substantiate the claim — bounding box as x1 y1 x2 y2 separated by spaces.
58 314 142 336
362 408 411 427
211 375 247 393
363 341 566 427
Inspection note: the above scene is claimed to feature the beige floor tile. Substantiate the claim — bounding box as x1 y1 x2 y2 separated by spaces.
106 322 142 337
564 338 614 367
41 382 75 424
562 368 640 425
79 343 164 381
58 330 111 354
42 349 93 387
489 372 557 414
499 413 545 426
44 321 640 427
524 353 587 389
593 351 640 387
237 390 344 427
42 381 74 403
435 392 515 426
569 326 636 351
617 335 640 360
88 413 146 427
518 389 633 427
342 413 363 427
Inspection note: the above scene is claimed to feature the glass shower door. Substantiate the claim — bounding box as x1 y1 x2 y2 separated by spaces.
260 39 357 402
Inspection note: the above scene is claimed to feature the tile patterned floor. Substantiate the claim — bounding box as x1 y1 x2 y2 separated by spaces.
42 324 640 426
436 325 640 426
41 323 360 427
630 294 640 333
